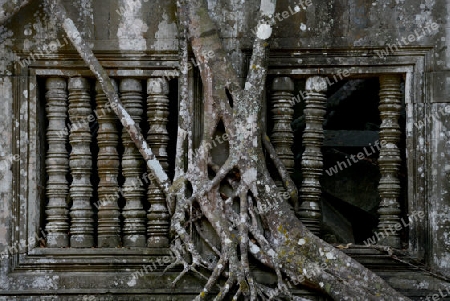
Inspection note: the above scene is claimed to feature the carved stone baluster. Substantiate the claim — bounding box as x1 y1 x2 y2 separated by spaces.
270 77 295 189
68 77 94 248
377 75 402 248
96 80 121 247
298 76 327 235
121 78 146 247
146 78 170 248
45 78 70 248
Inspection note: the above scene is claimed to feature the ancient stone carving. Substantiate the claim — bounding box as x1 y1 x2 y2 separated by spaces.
377 75 402 248
45 77 70 248
270 77 295 190
96 79 121 247
68 77 94 248
120 78 147 247
298 76 327 235
146 78 170 248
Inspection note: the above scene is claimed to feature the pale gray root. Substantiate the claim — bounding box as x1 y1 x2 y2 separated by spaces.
194 221 221 257
262 133 299 211
170 0 414 300
168 1 302 298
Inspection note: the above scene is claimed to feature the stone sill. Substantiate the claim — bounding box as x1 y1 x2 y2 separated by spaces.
29 247 172 256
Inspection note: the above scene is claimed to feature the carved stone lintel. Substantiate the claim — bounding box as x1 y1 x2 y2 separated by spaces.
270 77 295 190
96 79 121 247
120 78 147 247
146 78 170 248
298 76 327 236
68 77 94 248
45 78 70 248
377 75 402 248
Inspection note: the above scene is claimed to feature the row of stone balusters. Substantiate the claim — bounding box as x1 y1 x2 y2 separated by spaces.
270 75 403 247
44 76 170 248
270 76 327 236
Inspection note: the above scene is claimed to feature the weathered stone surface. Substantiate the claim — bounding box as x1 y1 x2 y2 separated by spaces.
298 76 327 235
377 75 403 248
44 77 69 248
96 79 121 248
270 76 295 190
68 77 94 248
146 77 170 248
120 78 146 248
0 0 450 299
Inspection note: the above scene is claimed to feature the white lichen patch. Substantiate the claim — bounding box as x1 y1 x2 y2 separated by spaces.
0 25 15 75
127 277 136 286
250 243 261 254
260 0 276 16
256 23 272 40
31 275 59 290
413 280 430 289
242 167 257 185
152 12 177 51
127 235 139 243
117 0 148 51
298 238 306 245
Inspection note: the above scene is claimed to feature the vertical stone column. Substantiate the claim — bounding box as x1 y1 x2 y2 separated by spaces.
298 76 327 235
68 77 94 248
120 78 146 247
45 78 70 248
377 75 402 248
270 77 295 189
96 80 121 247
146 78 170 248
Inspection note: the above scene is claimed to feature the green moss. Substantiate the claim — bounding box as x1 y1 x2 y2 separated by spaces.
240 280 249 293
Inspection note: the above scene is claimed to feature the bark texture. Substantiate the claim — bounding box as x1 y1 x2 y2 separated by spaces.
46 0 412 299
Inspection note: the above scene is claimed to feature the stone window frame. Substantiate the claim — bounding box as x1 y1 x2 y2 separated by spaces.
8 47 431 273
9 52 186 272
264 47 432 261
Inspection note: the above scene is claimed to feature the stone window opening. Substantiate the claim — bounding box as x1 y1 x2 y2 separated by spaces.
266 74 409 248
39 75 179 250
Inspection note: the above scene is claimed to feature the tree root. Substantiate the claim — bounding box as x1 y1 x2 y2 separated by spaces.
262 134 299 211
166 238 210 287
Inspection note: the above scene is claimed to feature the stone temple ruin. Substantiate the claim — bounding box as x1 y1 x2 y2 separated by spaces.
0 0 450 300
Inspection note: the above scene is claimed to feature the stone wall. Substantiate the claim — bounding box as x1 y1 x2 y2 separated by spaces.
0 0 449 299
